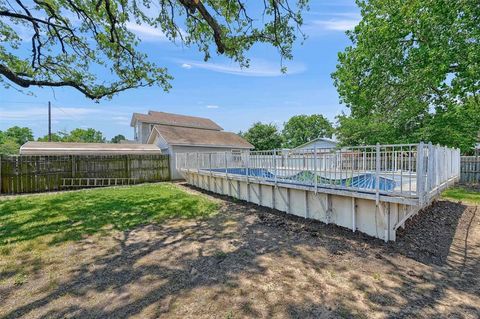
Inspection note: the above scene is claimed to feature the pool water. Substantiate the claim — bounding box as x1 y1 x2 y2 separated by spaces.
207 168 396 191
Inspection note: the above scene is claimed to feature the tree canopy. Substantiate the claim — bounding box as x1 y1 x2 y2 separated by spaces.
2 126 34 145
332 0 480 152
0 136 19 155
0 126 33 154
0 0 308 100
38 128 105 143
282 114 333 148
110 134 126 143
240 122 283 151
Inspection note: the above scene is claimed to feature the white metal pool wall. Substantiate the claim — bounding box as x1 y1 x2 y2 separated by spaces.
177 143 460 242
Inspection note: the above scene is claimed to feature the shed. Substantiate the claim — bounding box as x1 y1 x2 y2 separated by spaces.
20 142 161 155
146 125 253 179
292 137 339 151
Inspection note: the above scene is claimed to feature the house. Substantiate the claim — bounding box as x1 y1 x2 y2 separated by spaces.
131 111 223 144
292 137 338 151
131 111 253 179
20 142 161 155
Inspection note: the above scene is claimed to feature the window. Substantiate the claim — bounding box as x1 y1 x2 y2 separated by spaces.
135 123 141 141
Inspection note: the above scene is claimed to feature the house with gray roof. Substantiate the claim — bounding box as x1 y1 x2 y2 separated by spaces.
131 111 253 179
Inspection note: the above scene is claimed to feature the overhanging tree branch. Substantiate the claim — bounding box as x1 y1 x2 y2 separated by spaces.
0 0 307 99
0 64 152 100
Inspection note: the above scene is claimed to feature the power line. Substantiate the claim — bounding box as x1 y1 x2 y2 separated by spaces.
51 103 91 129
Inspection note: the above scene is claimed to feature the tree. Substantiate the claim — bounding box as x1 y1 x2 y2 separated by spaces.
37 132 65 142
36 128 105 143
64 128 105 143
0 138 20 155
0 131 20 155
4 126 33 145
420 98 480 154
110 134 126 144
332 0 480 150
241 122 282 150
0 1 308 100
282 114 334 148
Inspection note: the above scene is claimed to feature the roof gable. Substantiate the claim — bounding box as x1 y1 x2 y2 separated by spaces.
131 111 223 131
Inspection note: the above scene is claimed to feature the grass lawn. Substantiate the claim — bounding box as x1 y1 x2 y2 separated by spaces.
0 183 218 285
0 183 218 246
442 186 480 205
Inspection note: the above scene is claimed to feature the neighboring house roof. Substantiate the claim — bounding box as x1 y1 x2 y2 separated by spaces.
293 137 338 150
20 142 161 155
131 111 223 131
147 125 253 149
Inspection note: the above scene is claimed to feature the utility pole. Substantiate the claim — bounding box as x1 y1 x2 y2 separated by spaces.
48 101 51 142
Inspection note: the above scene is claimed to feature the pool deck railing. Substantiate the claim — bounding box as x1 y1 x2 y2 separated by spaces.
177 142 460 207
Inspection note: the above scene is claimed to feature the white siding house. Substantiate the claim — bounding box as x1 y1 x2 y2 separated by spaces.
146 124 252 179
131 111 253 179
292 137 339 151
131 111 223 144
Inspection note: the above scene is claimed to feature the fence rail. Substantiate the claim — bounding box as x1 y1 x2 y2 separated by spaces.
0 154 170 195
460 156 480 184
176 142 460 206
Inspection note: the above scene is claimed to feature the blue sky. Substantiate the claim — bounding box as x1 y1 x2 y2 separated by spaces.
0 0 360 140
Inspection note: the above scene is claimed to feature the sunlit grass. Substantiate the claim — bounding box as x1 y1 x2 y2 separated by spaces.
442 187 480 205
0 183 218 247
0 183 218 284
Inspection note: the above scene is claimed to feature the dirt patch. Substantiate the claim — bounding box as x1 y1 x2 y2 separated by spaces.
1 184 479 319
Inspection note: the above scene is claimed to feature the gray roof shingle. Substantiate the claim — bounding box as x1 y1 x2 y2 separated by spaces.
151 125 253 149
131 111 223 131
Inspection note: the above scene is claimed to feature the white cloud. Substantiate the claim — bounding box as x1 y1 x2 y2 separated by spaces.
181 63 192 69
206 105 219 109
0 107 99 120
109 116 131 126
125 22 168 42
305 16 360 35
113 116 130 121
310 19 360 31
178 59 306 77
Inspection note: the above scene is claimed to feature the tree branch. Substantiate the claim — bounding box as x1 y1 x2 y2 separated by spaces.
178 0 226 53
0 64 151 100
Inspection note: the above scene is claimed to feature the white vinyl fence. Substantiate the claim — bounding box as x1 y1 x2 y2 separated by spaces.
177 142 460 206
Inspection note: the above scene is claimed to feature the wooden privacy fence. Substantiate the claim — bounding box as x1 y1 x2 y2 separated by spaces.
0 154 170 195
460 156 480 184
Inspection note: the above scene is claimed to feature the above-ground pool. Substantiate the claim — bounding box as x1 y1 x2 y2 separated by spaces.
207 168 396 191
